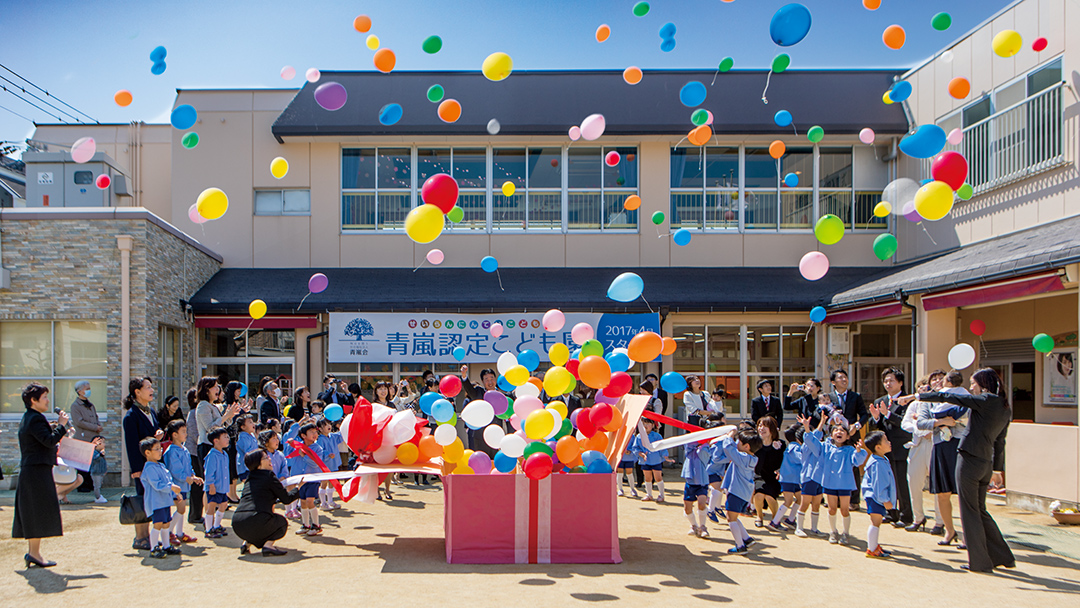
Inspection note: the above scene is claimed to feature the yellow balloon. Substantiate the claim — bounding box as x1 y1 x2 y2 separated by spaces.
873 201 892 217
482 52 513 81
992 30 1022 58
366 34 380 50
396 442 419 465
882 91 894 105
196 187 229 220
501 181 516 197
913 180 955 221
543 367 571 396
504 364 529 387
248 299 267 320
270 157 289 179
452 464 475 475
443 437 464 463
547 400 567 419
524 409 555 440
404 203 445 244
549 343 570 367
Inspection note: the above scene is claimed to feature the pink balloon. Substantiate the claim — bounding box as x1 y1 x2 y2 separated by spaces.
188 203 209 225
947 128 963 146
490 322 504 338
71 137 95 164
799 251 830 281
305 68 320 82
280 65 296 80
604 151 620 166
859 128 875 145
568 126 581 141
571 323 594 346
543 309 565 332
580 114 606 141
705 110 714 126
308 272 328 293
426 249 444 265
509 414 522 431
514 395 543 418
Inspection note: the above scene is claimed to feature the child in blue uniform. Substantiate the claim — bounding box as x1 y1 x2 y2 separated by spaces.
163 420 201 545
803 414 863 545
794 414 827 537
316 418 341 510
203 427 231 538
681 441 712 538
705 438 730 523
296 423 326 536
140 437 182 559
771 424 803 531
235 414 258 483
860 431 897 558
259 429 289 481
282 419 303 520
634 418 671 502
718 429 764 553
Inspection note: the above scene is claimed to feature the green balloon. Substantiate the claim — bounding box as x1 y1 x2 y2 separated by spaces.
523 441 554 459
807 125 825 143
872 233 898 261
427 84 444 103
447 206 464 223
632 1 650 17
718 57 734 73
931 12 952 31
571 466 587 474
814 214 845 245
1032 333 1054 353
564 377 576 395
771 53 790 73
553 418 573 440
691 108 709 126
422 35 443 54
957 183 973 200
651 211 665 225
497 398 515 420
181 132 199 149
580 339 604 358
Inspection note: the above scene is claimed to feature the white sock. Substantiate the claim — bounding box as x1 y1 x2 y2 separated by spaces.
736 519 751 541
696 507 709 529
171 512 183 536
658 479 665 497
828 512 838 533
771 505 788 525
728 520 743 546
308 508 319 528
301 507 311 527
867 524 880 551
811 512 820 531
685 511 697 528
645 482 654 499
214 511 224 529
707 488 720 512
843 515 851 535
795 511 805 531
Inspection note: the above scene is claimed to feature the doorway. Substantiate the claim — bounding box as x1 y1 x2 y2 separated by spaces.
987 361 1035 422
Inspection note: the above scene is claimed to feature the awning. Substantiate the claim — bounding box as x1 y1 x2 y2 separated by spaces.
194 315 319 329
825 301 905 324
922 272 1064 311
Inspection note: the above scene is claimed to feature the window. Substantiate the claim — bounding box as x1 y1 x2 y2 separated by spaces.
341 148 412 230
817 148 851 228
73 171 93 185
254 190 311 216
159 326 182 409
670 147 738 230
568 146 638 230
199 328 295 400
1 321 107 415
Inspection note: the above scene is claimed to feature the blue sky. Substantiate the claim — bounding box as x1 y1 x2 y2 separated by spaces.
0 0 1015 152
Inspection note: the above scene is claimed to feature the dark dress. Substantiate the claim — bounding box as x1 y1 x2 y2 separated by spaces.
753 441 785 499
929 437 960 495
123 406 159 495
231 469 300 548
12 409 68 539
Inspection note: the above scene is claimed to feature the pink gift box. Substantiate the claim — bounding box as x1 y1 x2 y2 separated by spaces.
444 473 621 564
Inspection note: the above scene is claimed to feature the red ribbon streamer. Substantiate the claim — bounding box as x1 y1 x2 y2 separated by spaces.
287 439 353 502
641 409 705 433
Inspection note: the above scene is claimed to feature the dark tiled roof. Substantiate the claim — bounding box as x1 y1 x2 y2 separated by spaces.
189 266 885 315
272 69 909 140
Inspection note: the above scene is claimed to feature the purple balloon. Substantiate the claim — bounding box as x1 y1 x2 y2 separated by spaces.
308 272 328 294
485 390 509 416
468 451 492 475
593 389 619 405
902 201 923 223
314 81 347 111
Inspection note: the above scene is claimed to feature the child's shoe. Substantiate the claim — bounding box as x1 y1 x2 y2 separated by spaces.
295 525 310 535
149 545 167 559
744 537 757 548
216 527 228 537
630 491 639 498
306 525 323 536
697 527 710 538
766 521 786 532
642 496 655 502
164 545 182 556
169 533 181 547
177 534 198 543
285 509 301 520
656 496 665 503
838 533 849 545
727 545 748 554
794 528 808 538
866 546 892 559
828 532 839 544
687 526 699 536
618 490 624 497
783 518 798 528
707 510 719 524
94 496 108 504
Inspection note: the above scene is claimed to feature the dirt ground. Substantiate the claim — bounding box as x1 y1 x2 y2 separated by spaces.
1 476 1079 607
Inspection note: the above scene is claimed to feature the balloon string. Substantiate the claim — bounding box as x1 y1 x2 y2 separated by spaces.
761 70 773 105
791 124 798 137
711 68 720 86
413 258 427 273
294 291 312 313
918 223 938 245
496 269 505 292
805 324 814 341
673 136 687 150
640 294 655 314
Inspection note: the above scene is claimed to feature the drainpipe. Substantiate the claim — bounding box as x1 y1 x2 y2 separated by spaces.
307 330 328 389
900 291 917 380
117 235 134 485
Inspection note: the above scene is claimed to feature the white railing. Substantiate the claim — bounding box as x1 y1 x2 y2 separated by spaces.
923 82 1067 194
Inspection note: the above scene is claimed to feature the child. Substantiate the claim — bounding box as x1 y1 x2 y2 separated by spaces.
296 423 326 536
140 437 183 558
705 438 730 523
259 429 289 481
634 418 672 502
618 429 638 498
315 418 341 510
203 427 231 539
89 436 108 504
718 429 764 553
772 424 803 531
235 414 258 483
794 413 826 538
681 440 713 538
163 420 201 545
282 419 304 520
803 414 863 545
859 431 897 558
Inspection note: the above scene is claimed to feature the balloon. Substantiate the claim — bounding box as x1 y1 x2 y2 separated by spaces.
270 157 289 179
379 103 403 125
948 77 970 100
440 375 462 398
525 409 555 439
373 443 397 464
947 128 964 146
524 453 553 480
505 365 529 387
859 128 876 145
900 124 947 159
568 126 581 141
957 184 973 200
1033 37 1048 52
769 140 786 159
181 132 199 149
970 320 986 336
605 352 630 373
902 201 923 223
863 0 881 9
353 14 371 32
814 214 845 245
661 336 677 356
595 24 611 42
651 211 665 225
623 66 642 85
941 50 954 63
482 52 513 81
443 438 465 463
873 202 892 217
774 110 792 127
607 272 643 302
802 307 826 325
323 403 343 422
882 178 920 216
149 45 166 62
688 125 712 147
419 435 442 460
992 30 1022 57
314 82 347 111
628 331 663 362
490 322 504 338
113 90 133 107
580 338 603 359
1033 333 1054 354
889 81 912 103
425 85 445 103
633 1 650 17
541 309 565 332
872 233 898 261
452 346 466 361
467 450 491 475
404 204 444 244
373 48 396 73
883 25 906 50
461 400 494 429
514 396 543 420
524 441 553 459
150 61 166 75
422 35 443 54
432 399 455 424
518 349 540 372
931 151 968 191
587 458 614 474
392 442 418 466
426 249 445 265
571 323 594 345
438 99 462 123
807 125 824 143
581 450 605 468
948 343 976 370
882 91 894 105
421 174 459 213
718 57 734 72
365 35 380 50
799 251 829 281
543 367 572 396
500 433 527 458
307 273 329 294
578 356 611 389
497 352 517 376
580 114 606 141
589 403 614 429
914 181 954 221
419 392 440 415
480 255 498 273
95 174 111 189
679 81 707 107
606 372 633 398
196 187 229 220
480 425 506 451
305 68 321 82
548 344 570 368
555 436 581 464
771 53 791 73
783 173 798 188
770 3 812 46
487 118 500 134
660 371 687 393
501 181 516 197
493 451 517 473
248 299 267 320
673 228 692 246
170 105 197 130
659 22 676 38
71 137 96 164
484 391 509 417
605 151 620 167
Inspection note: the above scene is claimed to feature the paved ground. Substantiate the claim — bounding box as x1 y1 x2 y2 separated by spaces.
1 473 1079 607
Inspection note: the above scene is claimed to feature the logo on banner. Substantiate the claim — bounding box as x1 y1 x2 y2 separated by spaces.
343 318 376 340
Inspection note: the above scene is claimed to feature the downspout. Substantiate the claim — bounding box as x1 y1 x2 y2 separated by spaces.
900 291 917 379
307 329 328 389
117 235 134 485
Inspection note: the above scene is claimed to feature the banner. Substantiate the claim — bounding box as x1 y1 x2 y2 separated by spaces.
328 312 659 363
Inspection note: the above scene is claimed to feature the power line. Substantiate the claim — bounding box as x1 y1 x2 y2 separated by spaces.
0 63 98 123
0 74 82 122
0 103 36 124
0 84 66 122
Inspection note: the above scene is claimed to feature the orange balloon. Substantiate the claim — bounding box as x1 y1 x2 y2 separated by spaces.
602 406 623 432
688 125 712 146
114 90 132 107
596 24 610 43
948 77 970 99
353 15 372 32
883 25 906 50
585 432 609 453
622 66 642 85
438 99 461 123
627 331 663 363
419 435 443 460
555 436 581 464
527 376 544 392
769 140 786 159
567 456 584 470
578 355 612 389
623 195 641 210
862 0 881 9
661 336 677 356
373 48 396 73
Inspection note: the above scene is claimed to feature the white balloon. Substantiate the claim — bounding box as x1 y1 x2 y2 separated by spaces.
373 442 397 464
948 343 977 370
941 50 954 63
483 424 506 449
544 409 564 440
497 351 517 375
462 399 495 428
487 118 501 135
500 433 527 458
389 410 417 444
516 382 540 398
339 413 352 441
434 423 458 446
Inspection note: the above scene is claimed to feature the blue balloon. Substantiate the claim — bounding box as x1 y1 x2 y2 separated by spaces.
571 348 581 360
481 255 498 273
419 391 440 415
497 374 515 393
809 306 827 323
587 459 613 474
607 272 643 302
324 404 344 422
431 398 455 423
517 349 540 372
660 371 688 393
774 110 792 127
581 450 606 467
452 346 466 361
770 3 813 47
150 61 167 75
149 45 167 62
784 172 799 187
889 81 912 103
673 228 691 246
679 81 707 107
605 351 631 373
170 104 197 130
899 124 947 159
659 38 676 52
659 22 676 38
378 103 403 126
239 383 248 398
494 451 518 473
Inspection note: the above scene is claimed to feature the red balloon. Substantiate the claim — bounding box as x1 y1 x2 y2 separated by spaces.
930 151 968 191
605 371 633 398
565 358 581 379
590 403 614 428
523 453 553 480
1032 37 1047 52
970 319 986 336
421 173 459 214
439 375 462 398
576 407 598 438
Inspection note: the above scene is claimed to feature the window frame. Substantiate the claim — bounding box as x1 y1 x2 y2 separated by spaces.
253 189 312 216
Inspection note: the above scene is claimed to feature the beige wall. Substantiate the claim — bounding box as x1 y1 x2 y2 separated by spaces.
1006 422 1080 503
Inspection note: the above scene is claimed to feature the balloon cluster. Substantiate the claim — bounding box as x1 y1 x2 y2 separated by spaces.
405 173 460 243
341 402 433 468
189 188 229 224
569 114 606 141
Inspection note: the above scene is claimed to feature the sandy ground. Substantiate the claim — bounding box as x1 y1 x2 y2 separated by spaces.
1 475 1078 607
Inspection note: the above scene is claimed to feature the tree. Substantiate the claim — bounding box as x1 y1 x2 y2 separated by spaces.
344 318 375 339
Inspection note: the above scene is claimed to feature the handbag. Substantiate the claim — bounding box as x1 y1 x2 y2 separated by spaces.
119 493 150 525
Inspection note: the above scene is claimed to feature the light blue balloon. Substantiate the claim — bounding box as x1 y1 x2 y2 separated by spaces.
899 124 947 159
587 459 613 474
679 81 707 107
607 272 644 303
605 351 631 373
150 61 167 75
581 450 606 467
497 374 515 393
673 228 691 246
660 38 676 52
419 391 440 415
481 255 498 273
774 110 792 127
239 383 248 398
452 346 466 361
517 349 540 372
494 451 518 473
170 104 197 130
809 306 827 323
659 22 676 38
784 172 799 187
378 103 403 126
324 404 343 422
660 371 687 393
149 45 167 62
770 3 813 47
889 81 912 103
431 398 455 423
571 348 582 360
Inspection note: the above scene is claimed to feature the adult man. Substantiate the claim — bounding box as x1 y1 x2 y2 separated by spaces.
317 374 352 405
830 369 868 509
868 367 913 527
751 379 784 425
459 365 503 457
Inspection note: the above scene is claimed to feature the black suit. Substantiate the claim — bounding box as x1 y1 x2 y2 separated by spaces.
751 395 783 425
869 394 913 524
318 388 353 406
259 397 281 424
920 391 1014 572
12 409 68 539
231 469 300 549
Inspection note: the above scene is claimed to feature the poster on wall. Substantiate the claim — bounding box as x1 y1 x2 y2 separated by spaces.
1044 347 1077 407
328 312 660 364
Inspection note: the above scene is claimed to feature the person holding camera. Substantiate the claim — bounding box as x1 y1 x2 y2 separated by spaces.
13 383 70 568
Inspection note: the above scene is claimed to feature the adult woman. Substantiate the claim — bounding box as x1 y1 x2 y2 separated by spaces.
13 383 69 568
786 379 824 428
195 377 238 510
392 380 417 412
232 449 298 557
900 373 943 532
122 376 161 550
184 387 205 526
910 368 1015 573
224 381 252 501
156 395 185 433
752 415 785 528
682 375 713 428
289 386 310 422
371 381 393 408
917 371 967 545
68 380 101 443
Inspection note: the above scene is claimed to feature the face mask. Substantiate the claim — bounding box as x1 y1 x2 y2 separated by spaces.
273 388 282 398
83 389 91 398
